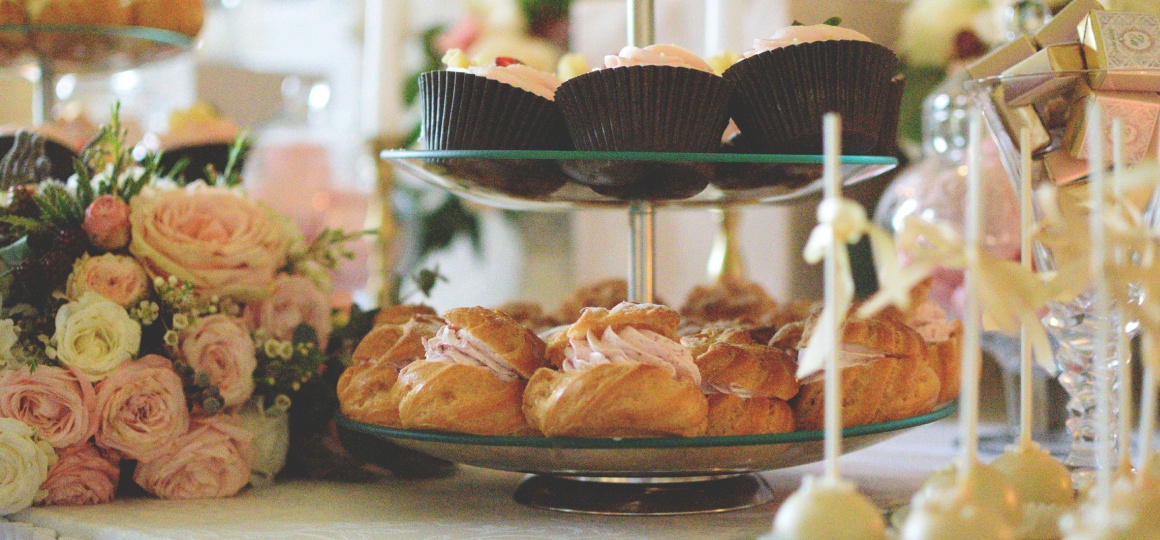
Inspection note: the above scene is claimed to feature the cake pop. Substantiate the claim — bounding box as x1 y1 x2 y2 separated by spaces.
763 114 887 540
1060 476 1160 540
900 481 1017 540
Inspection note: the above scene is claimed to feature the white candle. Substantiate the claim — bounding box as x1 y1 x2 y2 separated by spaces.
959 107 984 478
1087 99 1113 509
360 0 407 138
1019 127 1034 450
823 112 842 481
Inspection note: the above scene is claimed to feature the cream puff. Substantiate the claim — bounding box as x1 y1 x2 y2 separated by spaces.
682 327 799 436
336 305 444 427
393 307 548 436
523 302 708 437
776 314 940 431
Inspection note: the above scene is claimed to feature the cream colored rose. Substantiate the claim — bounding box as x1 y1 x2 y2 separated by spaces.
179 314 257 408
66 253 151 308
53 292 142 382
0 418 56 515
129 183 291 302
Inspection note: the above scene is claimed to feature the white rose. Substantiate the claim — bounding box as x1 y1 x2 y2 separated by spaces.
236 395 291 488
53 292 142 382
0 418 56 515
0 319 18 369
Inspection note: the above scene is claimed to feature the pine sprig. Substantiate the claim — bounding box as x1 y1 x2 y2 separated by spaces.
34 183 84 228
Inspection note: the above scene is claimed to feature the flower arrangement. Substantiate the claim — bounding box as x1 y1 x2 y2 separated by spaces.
0 107 365 512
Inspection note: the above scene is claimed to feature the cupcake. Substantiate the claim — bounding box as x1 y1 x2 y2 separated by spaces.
723 22 900 155
155 102 243 181
420 50 571 198
554 44 732 200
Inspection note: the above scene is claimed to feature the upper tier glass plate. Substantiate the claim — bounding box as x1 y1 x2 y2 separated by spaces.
382 149 899 211
336 400 956 477
0 24 193 73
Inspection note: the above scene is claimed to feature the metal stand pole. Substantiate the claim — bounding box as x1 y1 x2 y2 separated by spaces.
33 57 54 126
627 0 654 47
628 201 656 303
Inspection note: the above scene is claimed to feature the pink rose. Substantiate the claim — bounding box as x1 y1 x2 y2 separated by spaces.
179 314 256 408
84 194 131 251
94 355 189 461
36 443 119 506
133 414 253 499
66 253 151 308
243 273 332 346
129 184 290 302
0 366 98 448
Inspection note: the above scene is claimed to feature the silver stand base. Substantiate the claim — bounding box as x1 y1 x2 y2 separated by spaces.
512 473 774 515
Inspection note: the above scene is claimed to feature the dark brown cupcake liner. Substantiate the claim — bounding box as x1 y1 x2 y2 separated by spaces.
723 40 899 156
419 70 571 152
0 134 77 182
870 74 906 156
158 143 237 182
555 65 732 156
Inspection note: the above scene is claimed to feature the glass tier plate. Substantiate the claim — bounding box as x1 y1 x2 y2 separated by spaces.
382 149 898 211
0 24 193 73
336 400 956 477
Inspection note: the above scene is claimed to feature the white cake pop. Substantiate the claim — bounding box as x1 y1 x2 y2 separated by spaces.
900 481 1017 540
914 460 1023 528
991 442 1076 539
762 476 887 540
1060 475 1160 540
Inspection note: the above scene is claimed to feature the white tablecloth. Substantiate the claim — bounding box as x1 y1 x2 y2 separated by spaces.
9 421 961 540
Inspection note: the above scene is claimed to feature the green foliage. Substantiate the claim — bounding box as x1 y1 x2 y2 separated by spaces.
199 133 252 188
34 183 84 229
898 63 949 148
417 196 481 258
253 323 327 401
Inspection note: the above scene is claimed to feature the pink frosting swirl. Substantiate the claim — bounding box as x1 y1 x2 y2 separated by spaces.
94 355 190 461
564 326 701 385
745 25 872 57
36 443 119 506
604 44 713 72
0 366 98 448
133 414 254 500
452 64 561 101
424 325 520 381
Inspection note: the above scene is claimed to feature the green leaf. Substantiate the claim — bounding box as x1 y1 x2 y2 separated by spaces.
416 196 480 258
823 16 842 26
792 20 803 26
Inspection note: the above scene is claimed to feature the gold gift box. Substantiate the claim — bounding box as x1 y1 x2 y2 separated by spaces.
1001 44 1086 107
967 35 1038 80
990 86 1052 154
1035 0 1104 48
1080 10 1160 91
1043 148 1090 186
1063 90 1160 162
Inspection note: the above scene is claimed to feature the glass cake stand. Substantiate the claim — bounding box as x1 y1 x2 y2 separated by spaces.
971 70 1160 481
338 401 956 515
377 148 917 514
0 24 193 124
382 149 898 303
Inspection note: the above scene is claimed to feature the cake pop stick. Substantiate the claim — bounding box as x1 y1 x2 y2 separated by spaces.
823 112 842 481
1019 127 1035 452
960 107 984 478
1087 99 1113 508
1111 119 1135 474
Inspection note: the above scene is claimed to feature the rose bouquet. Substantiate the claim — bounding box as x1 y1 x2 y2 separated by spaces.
0 108 364 513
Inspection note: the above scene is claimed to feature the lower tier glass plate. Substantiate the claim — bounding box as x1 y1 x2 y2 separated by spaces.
336 400 956 477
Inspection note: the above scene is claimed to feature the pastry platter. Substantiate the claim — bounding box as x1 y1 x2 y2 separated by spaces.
382 149 898 211
336 401 955 514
